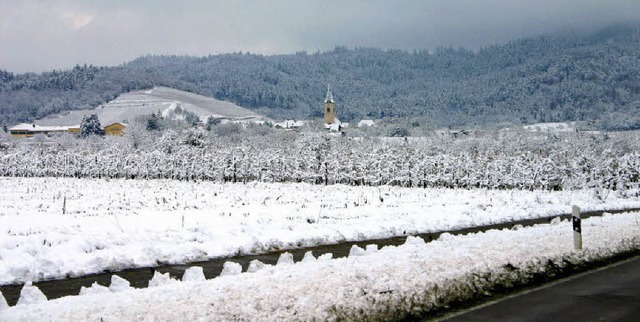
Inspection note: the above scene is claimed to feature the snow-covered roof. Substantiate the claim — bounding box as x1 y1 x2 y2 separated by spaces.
9 123 79 132
274 120 307 129
104 122 127 128
522 122 577 132
325 123 341 132
357 119 375 127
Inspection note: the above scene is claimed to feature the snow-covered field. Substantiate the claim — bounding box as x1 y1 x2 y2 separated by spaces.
2 211 639 320
1 177 640 286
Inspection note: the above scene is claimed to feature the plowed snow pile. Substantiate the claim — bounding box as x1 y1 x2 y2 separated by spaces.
2 212 639 320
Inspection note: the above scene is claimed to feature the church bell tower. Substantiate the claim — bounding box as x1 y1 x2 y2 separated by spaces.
323 84 336 124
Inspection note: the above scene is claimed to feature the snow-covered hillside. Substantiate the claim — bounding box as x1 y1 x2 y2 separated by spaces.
34 87 269 126
1 177 639 285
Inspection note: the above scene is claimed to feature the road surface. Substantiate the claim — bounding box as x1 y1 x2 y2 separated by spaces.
441 255 640 321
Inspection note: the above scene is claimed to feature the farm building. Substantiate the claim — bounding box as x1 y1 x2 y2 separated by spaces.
104 122 126 136
8 123 80 138
8 122 126 138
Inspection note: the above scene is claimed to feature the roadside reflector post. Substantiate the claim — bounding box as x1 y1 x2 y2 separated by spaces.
572 205 582 250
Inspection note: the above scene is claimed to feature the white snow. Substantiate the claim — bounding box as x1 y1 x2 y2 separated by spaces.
301 251 316 263
148 272 176 288
2 212 639 320
181 267 205 282
1 177 640 285
108 275 131 293
246 260 267 273
0 290 7 311
219 262 242 277
357 119 375 127
276 252 294 266
348 245 366 256
78 282 110 295
15 282 47 306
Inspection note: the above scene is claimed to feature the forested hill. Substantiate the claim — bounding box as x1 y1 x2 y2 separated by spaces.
1 25 639 130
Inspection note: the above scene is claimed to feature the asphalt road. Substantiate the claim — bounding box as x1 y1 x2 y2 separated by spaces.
441 255 640 322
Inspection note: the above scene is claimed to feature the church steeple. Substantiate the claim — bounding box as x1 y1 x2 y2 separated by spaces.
324 83 334 103
323 83 336 124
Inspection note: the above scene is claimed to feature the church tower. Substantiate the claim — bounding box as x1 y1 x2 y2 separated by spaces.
323 84 336 124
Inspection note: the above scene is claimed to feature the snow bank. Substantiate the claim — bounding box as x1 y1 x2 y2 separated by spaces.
2 212 639 320
16 282 47 306
219 262 242 277
148 272 176 288
78 282 109 295
181 267 205 282
108 275 131 293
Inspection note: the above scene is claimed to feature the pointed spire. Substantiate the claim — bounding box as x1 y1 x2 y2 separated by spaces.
324 83 334 103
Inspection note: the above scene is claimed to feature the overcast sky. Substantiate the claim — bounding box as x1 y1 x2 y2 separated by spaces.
1 0 639 73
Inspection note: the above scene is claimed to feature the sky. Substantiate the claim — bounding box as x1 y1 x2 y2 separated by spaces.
1 0 639 73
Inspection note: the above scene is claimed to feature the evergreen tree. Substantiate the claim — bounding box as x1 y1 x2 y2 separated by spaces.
146 113 161 131
80 114 102 138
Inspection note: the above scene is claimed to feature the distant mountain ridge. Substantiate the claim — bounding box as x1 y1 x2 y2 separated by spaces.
1 24 639 130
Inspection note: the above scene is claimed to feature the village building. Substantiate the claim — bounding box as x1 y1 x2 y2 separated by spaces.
8 122 126 138
324 84 336 124
273 119 307 130
103 122 127 136
323 84 346 132
8 123 80 138
357 119 375 127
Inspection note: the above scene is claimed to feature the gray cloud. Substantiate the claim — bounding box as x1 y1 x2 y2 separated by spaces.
1 0 639 72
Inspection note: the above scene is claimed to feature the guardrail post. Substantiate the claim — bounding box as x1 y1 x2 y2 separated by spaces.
572 205 582 250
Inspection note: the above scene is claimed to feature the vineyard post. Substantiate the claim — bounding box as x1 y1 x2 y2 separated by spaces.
572 205 582 250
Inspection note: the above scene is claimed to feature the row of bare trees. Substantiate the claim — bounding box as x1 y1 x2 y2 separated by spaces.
1 129 639 192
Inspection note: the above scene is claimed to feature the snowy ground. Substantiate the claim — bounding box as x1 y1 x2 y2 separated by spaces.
1 177 640 285
2 211 639 320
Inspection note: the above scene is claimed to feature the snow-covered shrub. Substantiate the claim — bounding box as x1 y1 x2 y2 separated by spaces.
182 128 207 147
